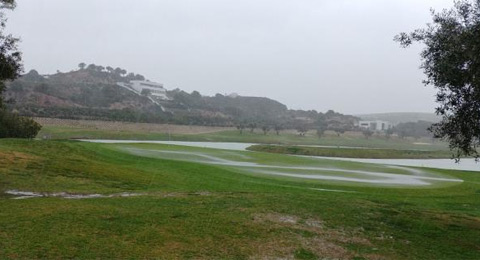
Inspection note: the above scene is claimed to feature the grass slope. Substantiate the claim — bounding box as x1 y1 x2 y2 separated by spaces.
0 139 479 259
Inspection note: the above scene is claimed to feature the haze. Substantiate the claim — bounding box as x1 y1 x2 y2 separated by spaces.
7 0 454 114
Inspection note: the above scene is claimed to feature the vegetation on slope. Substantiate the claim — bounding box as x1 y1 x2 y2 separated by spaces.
5 66 357 129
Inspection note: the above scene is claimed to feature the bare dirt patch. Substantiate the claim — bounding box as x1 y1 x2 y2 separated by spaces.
0 151 39 164
251 212 373 259
0 151 41 171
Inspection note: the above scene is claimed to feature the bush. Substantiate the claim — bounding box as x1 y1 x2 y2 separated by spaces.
0 110 42 138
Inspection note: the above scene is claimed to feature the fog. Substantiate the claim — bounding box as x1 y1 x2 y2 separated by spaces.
8 0 454 114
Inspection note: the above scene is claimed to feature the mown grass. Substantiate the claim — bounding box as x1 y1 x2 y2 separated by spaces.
0 139 479 259
247 144 454 159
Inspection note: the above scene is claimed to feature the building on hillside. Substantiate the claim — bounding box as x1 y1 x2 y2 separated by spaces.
117 80 170 100
357 120 393 131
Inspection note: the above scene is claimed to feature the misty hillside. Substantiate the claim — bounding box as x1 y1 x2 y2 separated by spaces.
5 66 355 127
358 112 441 124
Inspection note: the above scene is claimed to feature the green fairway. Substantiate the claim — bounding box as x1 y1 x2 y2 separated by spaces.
247 144 454 159
1 139 479 259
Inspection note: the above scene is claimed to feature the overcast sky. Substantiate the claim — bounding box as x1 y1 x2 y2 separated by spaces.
7 0 455 114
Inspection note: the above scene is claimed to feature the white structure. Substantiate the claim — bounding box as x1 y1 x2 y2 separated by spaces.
116 80 169 110
117 80 170 100
129 80 169 100
358 120 393 131
228 93 239 98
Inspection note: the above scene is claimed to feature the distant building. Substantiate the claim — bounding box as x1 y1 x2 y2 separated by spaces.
117 80 169 100
357 120 393 131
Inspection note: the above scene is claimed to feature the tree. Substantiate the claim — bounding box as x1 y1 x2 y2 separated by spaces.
126 72 135 80
385 128 394 140
106 66 114 73
0 110 41 138
236 123 245 134
141 89 151 96
395 0 480 159
134 74 145 81
78 62 86 70
0 0 21 110
86 63 97 71
261 125 270 135
296 124 308 136
316 115 328 139
362 129 373 139
114 67 123 75
248 122 257 133
393 121 432 140
0 0 42 138
274 124 283 135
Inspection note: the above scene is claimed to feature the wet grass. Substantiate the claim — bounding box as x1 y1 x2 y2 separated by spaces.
248 144 454 159
0 139 479 259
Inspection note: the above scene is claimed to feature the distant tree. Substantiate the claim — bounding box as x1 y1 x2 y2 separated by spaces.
126 72 135 80
296 124 308 136
316 128 325 139
141 89 151 96
395 0 480 159
393 121 432 140
332 127 345 137
134 74 145 81
385 128 394 140
236 123 245 134
106 66 114 73
78 62 86 70
248 122 257 133
274 124 283 135
261 125 270 135
86 64 97 71
316 115 328 139
191 91 202 99
327 119 347 137
96 66 105 72
114 67 123 75
362 129 373 139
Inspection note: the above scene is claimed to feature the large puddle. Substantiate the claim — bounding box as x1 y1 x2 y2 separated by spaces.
123 147 462 187
81 140 479 172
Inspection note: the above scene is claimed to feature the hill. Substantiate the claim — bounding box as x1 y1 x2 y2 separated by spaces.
5 64 356 128
357 112 441 124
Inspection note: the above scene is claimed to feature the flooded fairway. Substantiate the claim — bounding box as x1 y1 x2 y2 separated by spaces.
110 143 464 187
82 140 480 172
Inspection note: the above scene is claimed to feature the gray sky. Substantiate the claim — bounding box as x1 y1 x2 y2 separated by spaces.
7 0 454 114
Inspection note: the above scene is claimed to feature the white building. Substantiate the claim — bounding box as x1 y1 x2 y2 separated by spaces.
358 120 393 131
117 80 169 100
